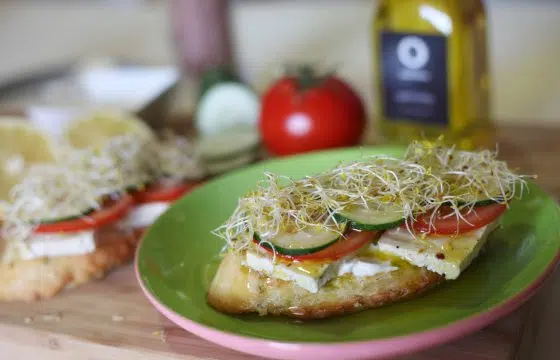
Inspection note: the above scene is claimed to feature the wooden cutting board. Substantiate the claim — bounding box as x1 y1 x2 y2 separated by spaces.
0 263 541 360
0 124 558 360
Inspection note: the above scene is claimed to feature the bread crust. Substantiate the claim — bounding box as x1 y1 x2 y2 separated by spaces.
207 252 443 319
0 227 143 302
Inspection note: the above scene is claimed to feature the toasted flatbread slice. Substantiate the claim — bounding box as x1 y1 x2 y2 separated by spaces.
0 227 144 302
207 252 443 319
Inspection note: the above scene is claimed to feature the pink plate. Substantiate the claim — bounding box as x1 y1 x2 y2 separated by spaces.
135 244 559 360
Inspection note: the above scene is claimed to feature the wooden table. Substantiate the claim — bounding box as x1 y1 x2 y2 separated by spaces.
1 124 559 360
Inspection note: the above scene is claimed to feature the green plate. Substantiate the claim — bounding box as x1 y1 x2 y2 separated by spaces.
136 146 560 358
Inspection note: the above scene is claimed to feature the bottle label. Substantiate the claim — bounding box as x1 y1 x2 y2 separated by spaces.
380 32 448 125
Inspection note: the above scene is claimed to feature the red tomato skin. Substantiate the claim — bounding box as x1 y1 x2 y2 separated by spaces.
258 229 378 262
134 181 202 204
410 203 507 235
34 194 134 234
259 76 366 156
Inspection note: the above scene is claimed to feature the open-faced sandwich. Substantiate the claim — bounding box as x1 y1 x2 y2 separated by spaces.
0 110 150 301
124 129 206 232
0 150 136 301
207 140 528 319
0 110 204 301
63 109 206 235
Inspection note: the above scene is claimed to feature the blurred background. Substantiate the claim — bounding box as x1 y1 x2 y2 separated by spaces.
0 0 559 127
0 4 558 359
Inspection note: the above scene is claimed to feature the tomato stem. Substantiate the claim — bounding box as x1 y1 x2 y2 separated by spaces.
288 65 329 91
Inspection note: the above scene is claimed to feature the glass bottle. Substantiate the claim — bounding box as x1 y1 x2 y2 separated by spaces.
373 0 493 149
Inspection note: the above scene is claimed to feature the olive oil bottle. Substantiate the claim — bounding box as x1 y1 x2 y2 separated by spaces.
373 0 493 149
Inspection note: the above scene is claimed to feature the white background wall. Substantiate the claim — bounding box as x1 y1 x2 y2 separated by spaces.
0 0 559 125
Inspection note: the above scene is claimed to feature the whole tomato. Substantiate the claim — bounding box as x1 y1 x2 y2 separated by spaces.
259 67 366 156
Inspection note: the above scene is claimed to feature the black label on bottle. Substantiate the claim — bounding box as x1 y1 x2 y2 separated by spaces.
380 32 448 125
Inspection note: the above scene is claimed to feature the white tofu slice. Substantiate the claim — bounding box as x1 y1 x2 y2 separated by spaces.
124 202 170 228
245 246 400 293
26 231 96 259
245 251 339 293
377 222 499 279
337 257 398 277
1 230 96 263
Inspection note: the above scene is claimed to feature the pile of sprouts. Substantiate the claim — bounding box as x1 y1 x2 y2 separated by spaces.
145 129 206 182
1 127 204 246
404 139 530 210
1 164 101 242
213 140 530 251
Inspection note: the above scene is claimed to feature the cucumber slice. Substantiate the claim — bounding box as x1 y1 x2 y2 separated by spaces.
126 182 148 193
197 128 259 162
335 204 405 231
255 227 342 256
452 185 506 207
37 207 96 225
195 82 260 137
453 193 505 206
205 152 256 175
459 198 502 206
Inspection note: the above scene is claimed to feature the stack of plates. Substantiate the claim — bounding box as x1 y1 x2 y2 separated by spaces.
194 67 262 175
196 127 260 175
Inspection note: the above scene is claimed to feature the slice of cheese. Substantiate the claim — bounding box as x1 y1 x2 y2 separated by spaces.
377 222 499 279
245 247 400 293
337 257 397 277
1 230 96 263
124 202 170 229
245 251 338 293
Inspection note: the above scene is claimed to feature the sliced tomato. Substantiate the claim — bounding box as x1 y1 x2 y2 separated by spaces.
409 203 507 235
35 194 134 233
260 230 379 261
134 181 202 204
